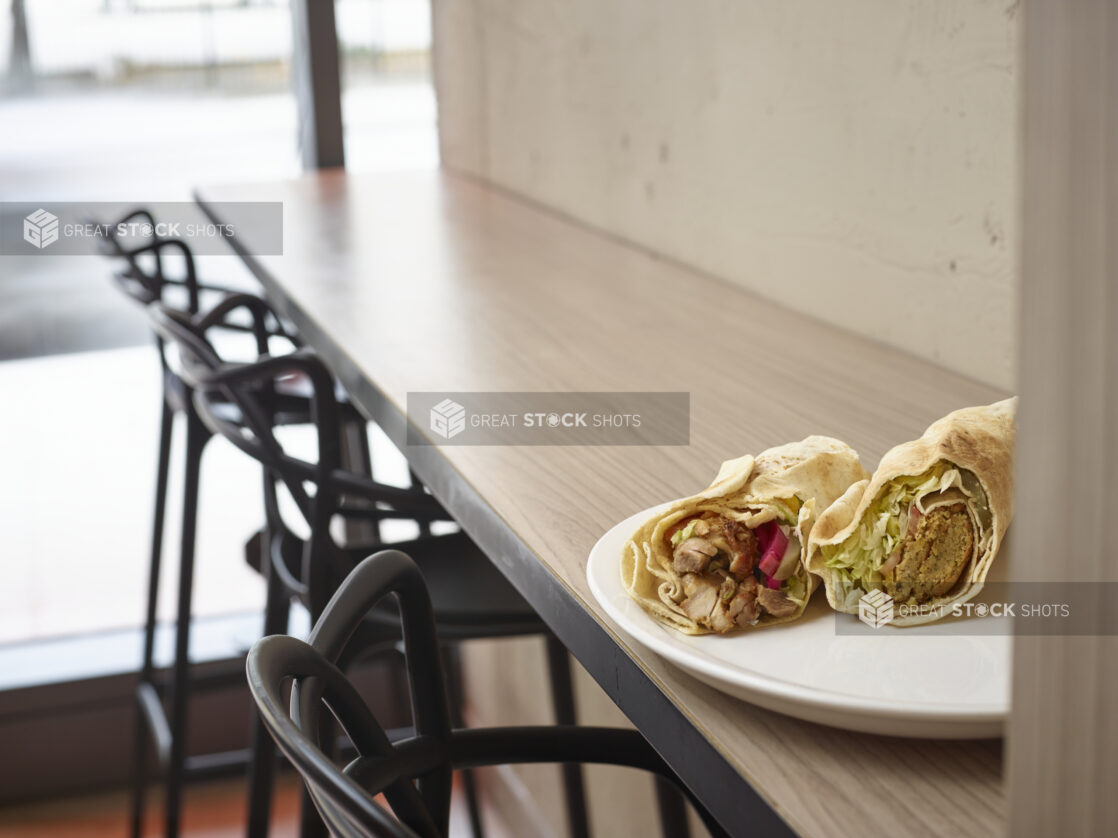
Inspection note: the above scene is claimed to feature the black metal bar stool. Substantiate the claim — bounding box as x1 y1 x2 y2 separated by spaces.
148 301 599 838
247 549 729 838
99 214 316 838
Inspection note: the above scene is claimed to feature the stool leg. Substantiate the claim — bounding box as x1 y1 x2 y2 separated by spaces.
246 530 291 838
130 401 175 838
445 644 486 838
297 717 331 838
654 775 691 838
298 528 337 838
339 415 379 545
409 469 431 538
544 634 591 838
164 415 207 838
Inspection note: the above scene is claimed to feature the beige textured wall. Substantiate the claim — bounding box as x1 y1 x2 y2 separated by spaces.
433 0 1020 389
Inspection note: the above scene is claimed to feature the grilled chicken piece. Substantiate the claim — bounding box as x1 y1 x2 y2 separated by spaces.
680 573 720 624
728 550 753 581
711 576 739 631
705 517 758 564
728 576 761 626
756 586 797 618
672 515 777 632
722 519 754 555
681 573 765 633
708 601 736 633
673 537 718 574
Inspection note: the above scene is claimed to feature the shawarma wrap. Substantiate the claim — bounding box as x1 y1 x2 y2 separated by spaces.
621 436 869 635
807 398 1016 626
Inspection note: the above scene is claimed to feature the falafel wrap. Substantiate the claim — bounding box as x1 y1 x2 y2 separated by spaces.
621 437 869 635
807 398 1016 626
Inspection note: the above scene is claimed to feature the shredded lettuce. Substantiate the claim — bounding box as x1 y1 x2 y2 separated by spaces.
821 462 979 607
670 519 698 546
785 574 805 602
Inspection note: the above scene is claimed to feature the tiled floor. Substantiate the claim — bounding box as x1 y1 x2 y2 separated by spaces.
0 777 303 838
0 773 507 838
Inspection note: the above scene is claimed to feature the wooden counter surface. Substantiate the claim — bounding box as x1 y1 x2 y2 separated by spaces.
198 169 1005 837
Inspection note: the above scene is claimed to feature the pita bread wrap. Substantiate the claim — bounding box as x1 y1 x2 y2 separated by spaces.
621 436 868 635
807 398 1016 626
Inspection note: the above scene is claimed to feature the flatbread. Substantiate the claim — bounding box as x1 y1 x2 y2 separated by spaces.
621 436 869 634
807 398 1016 625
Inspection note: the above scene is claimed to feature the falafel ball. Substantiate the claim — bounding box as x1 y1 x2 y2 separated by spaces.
883 503 974 603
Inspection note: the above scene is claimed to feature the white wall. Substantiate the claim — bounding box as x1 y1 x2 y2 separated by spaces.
434 0 1020 390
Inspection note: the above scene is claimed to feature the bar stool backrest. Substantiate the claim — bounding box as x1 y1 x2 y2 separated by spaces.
100 208 298 382
147 301 443 617
248 550 726 838
249 549 454 838
99 209 203 311
146 296 327 513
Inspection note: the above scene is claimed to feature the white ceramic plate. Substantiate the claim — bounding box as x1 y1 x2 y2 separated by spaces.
587 504 1009 738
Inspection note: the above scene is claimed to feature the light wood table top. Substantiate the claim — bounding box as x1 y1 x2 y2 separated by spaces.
198 168 1006 837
